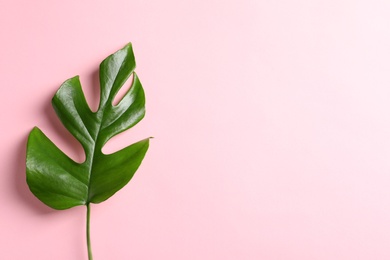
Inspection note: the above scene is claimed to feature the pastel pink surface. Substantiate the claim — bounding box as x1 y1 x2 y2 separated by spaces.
1 0 390 259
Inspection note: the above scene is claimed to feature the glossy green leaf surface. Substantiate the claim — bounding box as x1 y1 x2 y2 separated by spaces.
26 43 150 210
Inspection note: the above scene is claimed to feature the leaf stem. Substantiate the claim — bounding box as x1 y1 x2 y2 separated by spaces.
87 203 93 260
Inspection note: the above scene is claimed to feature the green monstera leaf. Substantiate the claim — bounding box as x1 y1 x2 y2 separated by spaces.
26 43 150 259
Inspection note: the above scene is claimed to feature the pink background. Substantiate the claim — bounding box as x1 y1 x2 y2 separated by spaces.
1 0 390 259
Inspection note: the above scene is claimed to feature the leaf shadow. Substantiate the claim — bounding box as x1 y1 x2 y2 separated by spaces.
43 91 86 163
14 134 86 259
15 69 101 214
14 69 103 260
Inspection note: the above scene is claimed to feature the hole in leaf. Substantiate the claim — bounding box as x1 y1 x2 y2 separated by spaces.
112 73 134 106
44 98 86 164
82 69 101 113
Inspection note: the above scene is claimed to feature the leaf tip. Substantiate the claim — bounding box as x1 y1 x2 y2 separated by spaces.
29 126 40 135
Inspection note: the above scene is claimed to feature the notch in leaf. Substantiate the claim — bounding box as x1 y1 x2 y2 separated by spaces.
26 43 151 259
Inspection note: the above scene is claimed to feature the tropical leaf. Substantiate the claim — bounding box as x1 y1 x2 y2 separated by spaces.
26 43 150 210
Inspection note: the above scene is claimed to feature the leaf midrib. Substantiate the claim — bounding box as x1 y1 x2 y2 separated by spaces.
83 57 133 204
84 108 105 204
